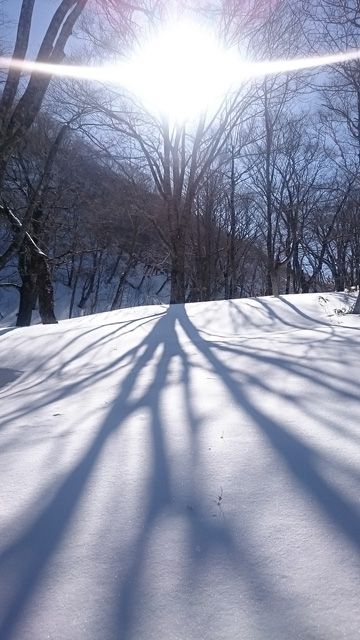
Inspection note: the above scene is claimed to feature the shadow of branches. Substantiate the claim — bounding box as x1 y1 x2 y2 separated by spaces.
1 303 360 640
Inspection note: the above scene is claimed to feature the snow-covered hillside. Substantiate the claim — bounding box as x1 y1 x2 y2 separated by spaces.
1 292 360 640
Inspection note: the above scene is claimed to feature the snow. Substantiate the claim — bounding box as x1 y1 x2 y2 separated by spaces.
1 292 360 640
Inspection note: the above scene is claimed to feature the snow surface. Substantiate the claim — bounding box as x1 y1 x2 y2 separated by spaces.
1 292 360 640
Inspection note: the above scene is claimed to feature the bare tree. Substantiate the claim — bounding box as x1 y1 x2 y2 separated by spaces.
0 1 89 192
302 0 360 309
0 0 89 326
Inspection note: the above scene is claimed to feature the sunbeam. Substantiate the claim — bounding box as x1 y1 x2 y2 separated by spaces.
1 23 360 121
2 48 359 83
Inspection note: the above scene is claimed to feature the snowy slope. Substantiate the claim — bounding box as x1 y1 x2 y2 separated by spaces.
1 292 360 640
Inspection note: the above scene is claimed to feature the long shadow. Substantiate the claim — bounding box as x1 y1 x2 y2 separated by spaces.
215 339 360 402
198 307 360 445
0 312 167 428
0 369 23 391
113 310 275 639
115 308 185 635
0 310 174 640
278 295 335 325
2 303 360 640
255 296 331 329
113 307 310 640
0 327 16 337
114 305 346 640
173 305 360 552
20 311 166 386
197 296 337 344
279 294 360 333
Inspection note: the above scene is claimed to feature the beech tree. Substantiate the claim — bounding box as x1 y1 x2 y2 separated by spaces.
0 0 89 323
303 0 360 309
0 1 88 193
107 101 259 303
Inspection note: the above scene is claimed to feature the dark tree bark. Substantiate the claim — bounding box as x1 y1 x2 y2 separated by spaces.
37 254 57 323
1 121 70 325
16 248 57 326
1 204 58 326
0 0 88 269
16 248 37 326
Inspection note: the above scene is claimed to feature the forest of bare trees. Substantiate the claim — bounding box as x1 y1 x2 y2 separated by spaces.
1 0 360 325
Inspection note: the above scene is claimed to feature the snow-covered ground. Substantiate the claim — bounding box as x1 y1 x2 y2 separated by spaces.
1 292 360 640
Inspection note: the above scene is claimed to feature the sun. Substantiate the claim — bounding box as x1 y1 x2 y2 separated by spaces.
125 21 238 122
3 25 360 120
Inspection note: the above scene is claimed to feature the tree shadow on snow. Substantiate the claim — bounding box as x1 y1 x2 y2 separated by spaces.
0 368 23 391
0 308 188 639
1 304 360 640
173 305 360 545
113 306 360 639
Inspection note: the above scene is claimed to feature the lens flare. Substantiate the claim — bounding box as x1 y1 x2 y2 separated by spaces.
2 48 360 83
1 37 360 120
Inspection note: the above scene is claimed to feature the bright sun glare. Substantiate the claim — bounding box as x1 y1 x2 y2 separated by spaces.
2 19 360 123
125 21 238 122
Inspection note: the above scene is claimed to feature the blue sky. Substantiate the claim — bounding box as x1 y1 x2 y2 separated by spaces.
4 0 62 56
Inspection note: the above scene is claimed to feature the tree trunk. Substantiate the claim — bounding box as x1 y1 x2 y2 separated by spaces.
266 264 273 296
110 259 134 310
78 272 96 309
16 247 58 326
0 0 88 193
37 254 57 323
300 270 310 293
170 232 186 304
16 275 37 326
228 152 237 299
107 252 122 284
270 269 279 296
16 246 36 326
264 83 274 297
69 254 83 318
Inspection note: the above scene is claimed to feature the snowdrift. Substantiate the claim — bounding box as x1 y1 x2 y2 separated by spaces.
1 292 360 640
